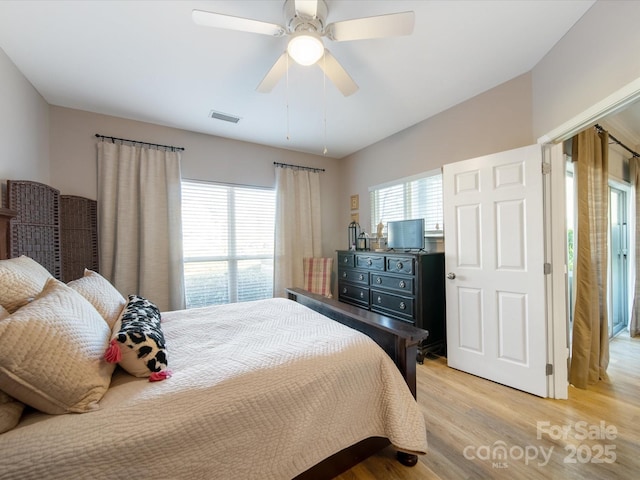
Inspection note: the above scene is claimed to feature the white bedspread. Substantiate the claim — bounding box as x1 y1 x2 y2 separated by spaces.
0 298 427 479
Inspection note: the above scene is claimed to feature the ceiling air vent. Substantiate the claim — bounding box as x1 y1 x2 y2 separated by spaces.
209 110 241 124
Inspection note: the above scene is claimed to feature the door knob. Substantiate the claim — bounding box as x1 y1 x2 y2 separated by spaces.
447 272 456 280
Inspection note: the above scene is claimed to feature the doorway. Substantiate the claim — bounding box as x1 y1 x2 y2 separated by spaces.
564 150 632 342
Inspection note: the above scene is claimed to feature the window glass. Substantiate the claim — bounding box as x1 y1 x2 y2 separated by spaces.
369 169 443 235
182 180 275 308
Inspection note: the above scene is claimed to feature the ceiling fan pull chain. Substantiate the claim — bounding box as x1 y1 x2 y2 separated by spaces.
323 50 328 156
286 53 290 141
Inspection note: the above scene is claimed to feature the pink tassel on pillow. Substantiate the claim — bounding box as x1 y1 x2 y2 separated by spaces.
149 370 172 382
104 339 122 363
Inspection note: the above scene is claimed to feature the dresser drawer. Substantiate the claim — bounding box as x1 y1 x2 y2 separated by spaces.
356 254 385 271
338 252 355 267
371 273 414 294
339 268 369 285
339 283 369 306
386 256 415 275
371 289 414 321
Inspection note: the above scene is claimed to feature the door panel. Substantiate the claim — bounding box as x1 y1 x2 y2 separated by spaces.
496 199 526 269
458 287 483 352
457 204 482 267
444 144 548 397
497 291 527 364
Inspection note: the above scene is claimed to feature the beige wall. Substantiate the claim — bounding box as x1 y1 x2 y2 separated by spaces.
532 0 640 138
6 0 640 264
341 0 640 234
0 47 49 192
608 147 629 185
48 106 343 258
342 73 533 232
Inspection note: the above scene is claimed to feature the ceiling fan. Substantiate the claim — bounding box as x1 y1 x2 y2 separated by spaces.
192 0 415 97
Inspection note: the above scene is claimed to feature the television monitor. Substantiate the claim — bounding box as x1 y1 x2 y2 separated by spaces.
387 219 425 251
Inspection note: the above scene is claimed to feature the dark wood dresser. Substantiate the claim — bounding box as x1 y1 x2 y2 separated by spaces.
337 249 445 361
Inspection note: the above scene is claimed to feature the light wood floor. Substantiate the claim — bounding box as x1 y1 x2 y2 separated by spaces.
337 335 640 480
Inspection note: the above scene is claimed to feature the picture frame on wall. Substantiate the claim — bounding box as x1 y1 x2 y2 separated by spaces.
350 194 359 211
351 212 359 224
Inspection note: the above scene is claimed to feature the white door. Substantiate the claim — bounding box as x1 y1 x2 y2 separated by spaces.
443 144 548 397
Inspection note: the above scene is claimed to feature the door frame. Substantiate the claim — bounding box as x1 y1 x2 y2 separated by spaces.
543 143 568 399
538 77 640 399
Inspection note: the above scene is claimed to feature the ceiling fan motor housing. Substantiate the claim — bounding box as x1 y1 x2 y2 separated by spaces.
284 0 328 35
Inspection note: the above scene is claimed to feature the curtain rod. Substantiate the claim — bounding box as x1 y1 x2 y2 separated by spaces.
594 124 639 158
273 161 325 173
95 134 185 152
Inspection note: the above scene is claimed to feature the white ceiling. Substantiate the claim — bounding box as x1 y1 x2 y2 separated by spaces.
0 0 597 159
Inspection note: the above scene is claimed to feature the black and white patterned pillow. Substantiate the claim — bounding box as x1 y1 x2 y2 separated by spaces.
104 295 171 381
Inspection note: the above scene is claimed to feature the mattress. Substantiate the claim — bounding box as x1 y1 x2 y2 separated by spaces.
0 297 427 479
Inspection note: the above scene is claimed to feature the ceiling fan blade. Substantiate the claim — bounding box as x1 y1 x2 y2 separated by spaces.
318 50 358 97
294 0 318 18
192 9 285 37
327 11 415 42
257 53 289 93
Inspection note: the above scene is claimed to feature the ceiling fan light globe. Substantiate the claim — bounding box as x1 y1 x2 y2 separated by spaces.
287 32 324 66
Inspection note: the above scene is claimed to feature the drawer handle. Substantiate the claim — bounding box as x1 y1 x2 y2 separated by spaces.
342 272 347 278
342 287 347 294
377 296 382 304
399 302 406 310
360 292 365 299
343 257 349 263
367 259 373 266
396 261 403 270
376 277 382 284
399 280 406 288
359 274 365 281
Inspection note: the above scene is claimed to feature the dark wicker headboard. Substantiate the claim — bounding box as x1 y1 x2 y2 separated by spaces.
0 208 17 260
60 195 99 282
4 180 99 281
7 180 62 279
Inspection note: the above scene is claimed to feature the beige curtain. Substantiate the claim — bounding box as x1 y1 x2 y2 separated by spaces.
569 128 609 388
97 141 185 311
629 157 640 337
273 166 322 297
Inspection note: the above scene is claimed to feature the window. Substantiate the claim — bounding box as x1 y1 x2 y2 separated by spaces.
369 169 443 236
181 180 275 308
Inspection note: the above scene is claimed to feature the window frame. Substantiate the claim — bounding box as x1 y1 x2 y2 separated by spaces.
181 179 275 308
368 168 444 237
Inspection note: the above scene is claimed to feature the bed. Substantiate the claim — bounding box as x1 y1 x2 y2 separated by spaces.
0 203 428 479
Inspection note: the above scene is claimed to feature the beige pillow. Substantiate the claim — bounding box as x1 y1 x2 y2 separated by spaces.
0 255 53 313
0 278 115 414
68 269 126 329
0 389 24 433
0 303 24 432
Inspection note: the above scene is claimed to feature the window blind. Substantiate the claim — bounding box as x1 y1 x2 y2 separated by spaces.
369 169 443 236
181 180 275 308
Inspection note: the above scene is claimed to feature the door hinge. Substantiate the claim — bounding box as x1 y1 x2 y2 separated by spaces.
544 263 552 275
546 364 553 376
542 162 551 175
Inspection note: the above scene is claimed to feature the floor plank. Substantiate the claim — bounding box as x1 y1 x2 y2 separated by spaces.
336 335 640 479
